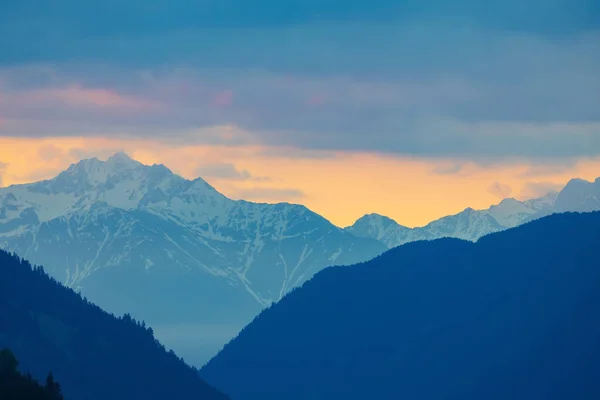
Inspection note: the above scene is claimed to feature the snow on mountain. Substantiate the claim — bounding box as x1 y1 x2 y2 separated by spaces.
0 152 386 365
345 184 585 249
344 213 413 248
554 177 600 212
422 206 506 240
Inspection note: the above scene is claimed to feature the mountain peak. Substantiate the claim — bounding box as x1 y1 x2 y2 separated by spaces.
359 213 393 221
498 197 520 205
106 151 142 169
565 177 591 187
109 150 130 160
349 213 401 229
59 152 143 186
560 177 596 193
554 176 600 212
345 213 410 245
65 152 142 176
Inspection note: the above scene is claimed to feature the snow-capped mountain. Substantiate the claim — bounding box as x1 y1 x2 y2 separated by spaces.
553 177 600 212
345 184 591 249
0 152 386 365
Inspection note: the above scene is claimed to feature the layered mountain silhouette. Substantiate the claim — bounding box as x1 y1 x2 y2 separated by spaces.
0 152 386 364
345 177 600 248
0 249 229 400
1 152 598 365
202 211 600 400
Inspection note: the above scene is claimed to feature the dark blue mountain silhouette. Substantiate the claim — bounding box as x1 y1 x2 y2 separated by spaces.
1 348 64 400
0 250 229 400
202 211 600 400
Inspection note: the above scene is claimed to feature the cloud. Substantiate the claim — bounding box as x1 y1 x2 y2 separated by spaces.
195 163 251 180
212 91 234 107
520 181 565 199
42 85 160 110
487 182 513 198
256 146 339 159
6 84 162 112
195 162 272 182
0 0 598 162
518 160 579 177
307 94 328 106
231 187 306 201
1 0 597 65
1 61 598 161
432 162 464 175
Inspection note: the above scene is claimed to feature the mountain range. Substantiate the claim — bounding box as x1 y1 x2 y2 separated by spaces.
0 152 386 365
346 177 600 248
0 152 599 365
202 211 600 400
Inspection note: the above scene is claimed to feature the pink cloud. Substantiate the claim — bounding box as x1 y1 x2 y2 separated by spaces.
150 77 201 100
212 90 234 107
14 84 162 111
308 94 328 106
274 76 298 88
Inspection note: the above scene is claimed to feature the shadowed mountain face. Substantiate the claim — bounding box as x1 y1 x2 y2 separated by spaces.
0 249 229 400
0 153 386 365
346 177 600 248
202 212 600 400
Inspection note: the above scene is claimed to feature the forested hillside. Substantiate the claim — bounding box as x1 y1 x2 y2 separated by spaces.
0 250 229 400
203 212 600 400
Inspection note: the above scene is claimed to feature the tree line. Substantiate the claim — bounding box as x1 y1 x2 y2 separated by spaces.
0 348 63 400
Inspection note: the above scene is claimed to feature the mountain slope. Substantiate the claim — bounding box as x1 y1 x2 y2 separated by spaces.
0 153 386 365
202 211 600 400
0 249 229 400
346 186 572 248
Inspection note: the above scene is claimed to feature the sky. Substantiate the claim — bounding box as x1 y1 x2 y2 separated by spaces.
0 0 599 227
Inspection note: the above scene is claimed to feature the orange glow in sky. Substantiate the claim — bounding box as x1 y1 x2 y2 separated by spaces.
1 136 598 228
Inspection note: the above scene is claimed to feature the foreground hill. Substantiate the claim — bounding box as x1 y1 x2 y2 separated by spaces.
203 211 600 400
346 177 600 248
0 152 385 364
0 250 229 400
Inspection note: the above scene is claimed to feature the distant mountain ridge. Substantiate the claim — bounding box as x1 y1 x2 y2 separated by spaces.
202 211 600 400
0 152 386 364
345 178 600 248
